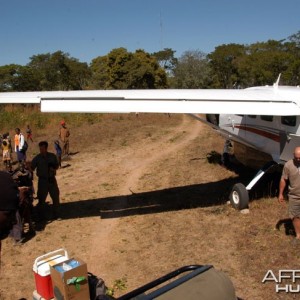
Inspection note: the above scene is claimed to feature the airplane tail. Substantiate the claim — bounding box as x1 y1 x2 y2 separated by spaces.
273 73 281 88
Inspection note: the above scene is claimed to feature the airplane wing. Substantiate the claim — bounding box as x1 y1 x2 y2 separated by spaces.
1 86 300 116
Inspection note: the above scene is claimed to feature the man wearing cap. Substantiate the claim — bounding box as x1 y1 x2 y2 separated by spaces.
0 171 20 264
59 121 70 156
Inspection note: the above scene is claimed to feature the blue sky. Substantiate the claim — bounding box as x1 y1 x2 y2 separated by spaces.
1 0 299 66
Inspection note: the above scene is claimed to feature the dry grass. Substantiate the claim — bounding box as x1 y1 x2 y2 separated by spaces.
0 113 298 300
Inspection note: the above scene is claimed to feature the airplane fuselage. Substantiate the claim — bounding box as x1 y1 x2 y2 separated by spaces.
218 114 300 163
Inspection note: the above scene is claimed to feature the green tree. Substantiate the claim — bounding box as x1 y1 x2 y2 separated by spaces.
28 53 55 90
28 51 91 90
124 49 168 89
288 31 300 47
90 56 109 89
208 44 246 88
12 65 40 91
172 50 210 88
90 48 167 89
152 48 178 74
0 64 21 91
285 33 300 85
238 40 298 86
0 64 39 91
65 58 91 90
107 48 133 89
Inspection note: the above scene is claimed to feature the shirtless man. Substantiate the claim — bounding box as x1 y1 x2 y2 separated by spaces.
59 120 70 156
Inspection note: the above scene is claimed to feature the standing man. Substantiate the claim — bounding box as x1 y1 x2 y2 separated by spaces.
14 128 26 164
279 146 300 242
59 120 70 156
0 171 20 264
31 141 60 220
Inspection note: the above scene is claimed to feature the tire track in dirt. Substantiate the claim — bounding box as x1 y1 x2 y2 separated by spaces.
120 115 202 194
88 115 203 277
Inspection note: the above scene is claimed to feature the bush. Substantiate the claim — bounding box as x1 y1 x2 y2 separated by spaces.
0 104 102 132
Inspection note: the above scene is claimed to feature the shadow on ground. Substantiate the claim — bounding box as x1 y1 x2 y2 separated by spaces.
60 177 240 220
276 218 296 236
57 159 282 220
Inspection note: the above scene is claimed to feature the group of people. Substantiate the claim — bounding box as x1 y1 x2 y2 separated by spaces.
0 126 31 170
0 121 71 248
1 121 70 170
3 119 300 248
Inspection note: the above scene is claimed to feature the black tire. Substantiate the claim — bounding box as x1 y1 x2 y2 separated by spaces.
229 183 249 210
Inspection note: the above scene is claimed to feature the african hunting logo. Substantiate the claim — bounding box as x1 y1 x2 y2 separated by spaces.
262 270 300 293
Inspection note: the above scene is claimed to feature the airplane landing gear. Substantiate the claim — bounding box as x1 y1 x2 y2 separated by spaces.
229 161 279 210
229 183 249 210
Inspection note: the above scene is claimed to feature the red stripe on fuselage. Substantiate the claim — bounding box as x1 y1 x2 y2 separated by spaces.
235 125 280 142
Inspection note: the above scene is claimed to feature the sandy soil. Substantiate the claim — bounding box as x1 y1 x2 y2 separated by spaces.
0 113 299 300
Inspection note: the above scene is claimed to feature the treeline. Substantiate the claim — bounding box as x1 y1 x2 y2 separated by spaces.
1 31 300 92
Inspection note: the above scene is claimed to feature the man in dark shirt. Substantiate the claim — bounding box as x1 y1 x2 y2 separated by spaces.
0 171 20 263
31 141 60 220
12 162 35 233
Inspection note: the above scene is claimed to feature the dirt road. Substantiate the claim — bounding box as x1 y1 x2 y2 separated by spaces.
87 114 204 284
0 113 297 300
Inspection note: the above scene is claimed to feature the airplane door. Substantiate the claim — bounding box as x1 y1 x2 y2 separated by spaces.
279 116 299 162
279 132 300 161
231 114 246 139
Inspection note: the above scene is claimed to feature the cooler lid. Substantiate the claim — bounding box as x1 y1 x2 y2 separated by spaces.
33 249 69 276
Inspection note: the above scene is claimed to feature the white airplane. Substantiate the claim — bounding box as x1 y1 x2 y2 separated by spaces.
1 76 300 210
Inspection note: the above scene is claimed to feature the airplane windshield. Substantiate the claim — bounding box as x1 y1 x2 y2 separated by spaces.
281 116 296 127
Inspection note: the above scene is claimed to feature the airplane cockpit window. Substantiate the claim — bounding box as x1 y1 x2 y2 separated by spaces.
248 115 256 118
281 116 296 127
261 115 273 122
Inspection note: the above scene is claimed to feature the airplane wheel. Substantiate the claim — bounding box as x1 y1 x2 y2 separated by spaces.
230 183 249 210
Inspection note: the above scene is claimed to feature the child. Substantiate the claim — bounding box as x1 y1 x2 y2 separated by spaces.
2 133 12 170
54 140 62 168
26 125 33 142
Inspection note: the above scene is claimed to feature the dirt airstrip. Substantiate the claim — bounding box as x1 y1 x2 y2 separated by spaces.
0 113 299 300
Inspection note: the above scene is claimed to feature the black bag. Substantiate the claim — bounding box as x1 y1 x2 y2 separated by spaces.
88 272 113 300
22 141 28 152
